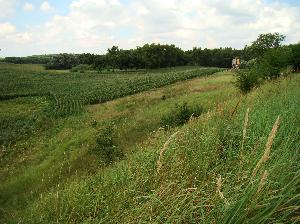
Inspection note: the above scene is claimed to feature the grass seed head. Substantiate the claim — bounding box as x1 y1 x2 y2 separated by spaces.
252 116 280 177
157 131 180 174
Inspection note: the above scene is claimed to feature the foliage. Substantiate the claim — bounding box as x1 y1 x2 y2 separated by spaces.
289 43 300 70
93 122 123 163
186 47 241 68
259 46 293 77
244 33 286 59
45 53 80 69
4 44 243 70
235 69 260 93
3 33 297 71
3 55 52 64
161 102 204 127
236 35 298 93
240 58 257 69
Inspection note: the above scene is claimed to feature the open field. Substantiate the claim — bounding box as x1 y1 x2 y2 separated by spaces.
0 64 299 223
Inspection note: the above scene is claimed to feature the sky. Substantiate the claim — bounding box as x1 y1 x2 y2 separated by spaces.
0 0 299 57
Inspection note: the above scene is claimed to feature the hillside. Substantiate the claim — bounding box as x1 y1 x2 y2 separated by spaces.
0 64 299 223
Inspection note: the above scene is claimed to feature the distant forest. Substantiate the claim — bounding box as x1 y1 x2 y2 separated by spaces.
1 33 300 70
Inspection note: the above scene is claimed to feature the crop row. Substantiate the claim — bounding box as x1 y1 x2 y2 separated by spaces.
0 68 222 116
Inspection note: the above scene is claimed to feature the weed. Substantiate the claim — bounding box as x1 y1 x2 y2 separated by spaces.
161 102 204 127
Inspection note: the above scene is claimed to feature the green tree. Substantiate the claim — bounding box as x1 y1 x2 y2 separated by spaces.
290 43 300 70
245 33 286 59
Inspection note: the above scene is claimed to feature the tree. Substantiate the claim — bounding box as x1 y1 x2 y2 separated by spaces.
245 33 285 59
290 43 300 70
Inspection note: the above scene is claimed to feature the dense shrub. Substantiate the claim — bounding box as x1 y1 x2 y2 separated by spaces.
161 102 204 127
235 69 260 93
260 46 293 78
45 54 80 70
93 123 123 163
240 58 257 69
236 45 295 93
289 43 300 70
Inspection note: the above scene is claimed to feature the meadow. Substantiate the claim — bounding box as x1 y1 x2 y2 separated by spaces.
0 63 299 223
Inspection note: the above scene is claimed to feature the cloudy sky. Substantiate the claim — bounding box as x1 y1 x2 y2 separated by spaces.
0 0 299 56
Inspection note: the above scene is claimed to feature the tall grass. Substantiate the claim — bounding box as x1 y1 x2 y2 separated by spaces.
14 74 299 223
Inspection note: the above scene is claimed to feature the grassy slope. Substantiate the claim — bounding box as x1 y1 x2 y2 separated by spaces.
28 75 299 223
0 65 299 223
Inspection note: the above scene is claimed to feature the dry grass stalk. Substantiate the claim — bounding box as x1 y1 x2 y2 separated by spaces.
230 98 241 117
157 131 180 174
241 108 250 151
257 170 268 193
252 116 280 177
216 175 230 206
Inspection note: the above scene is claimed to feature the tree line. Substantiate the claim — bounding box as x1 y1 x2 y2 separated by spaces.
1 33 299 71
2 55 53 65
2 44 241 70
43 44 243 70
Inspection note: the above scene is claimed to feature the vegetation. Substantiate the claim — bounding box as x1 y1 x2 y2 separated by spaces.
70 64 93 73
3 44 241 70
0 33 299 223
235 33 300 92
161 102 204 127
0 63 298 223
0 65 221 118
3 55 52 64
243 33 286 59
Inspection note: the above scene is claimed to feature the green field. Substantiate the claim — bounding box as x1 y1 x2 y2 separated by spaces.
0 64 221 117
0 63 299 223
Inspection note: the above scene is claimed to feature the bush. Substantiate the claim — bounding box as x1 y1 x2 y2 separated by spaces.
161 102 204 127
70 64 93 73
290 43 300 70
235 69 260 93
240 59 257 69
236 46 294 93
260 46 293 78
45 54 80 70
92 123 123 163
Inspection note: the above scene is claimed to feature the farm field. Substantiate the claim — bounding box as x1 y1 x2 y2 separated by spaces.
0 64 299 223
0 64 221 117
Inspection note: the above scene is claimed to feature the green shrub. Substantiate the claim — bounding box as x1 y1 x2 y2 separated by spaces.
240 59 257 69
290 43 300 70
236 46 294 93
161 102 204 127
235 69 260 93
93 122 123 163
260 46 293 78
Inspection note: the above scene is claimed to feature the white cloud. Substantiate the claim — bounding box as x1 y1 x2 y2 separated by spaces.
23 2 35 12
1 0 300 56
0 22 16 38
40 1 52 12
8 32 33 44
0 0 16 18
0 22 33 49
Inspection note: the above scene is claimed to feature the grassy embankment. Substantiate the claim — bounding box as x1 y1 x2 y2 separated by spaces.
0 63 299 223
